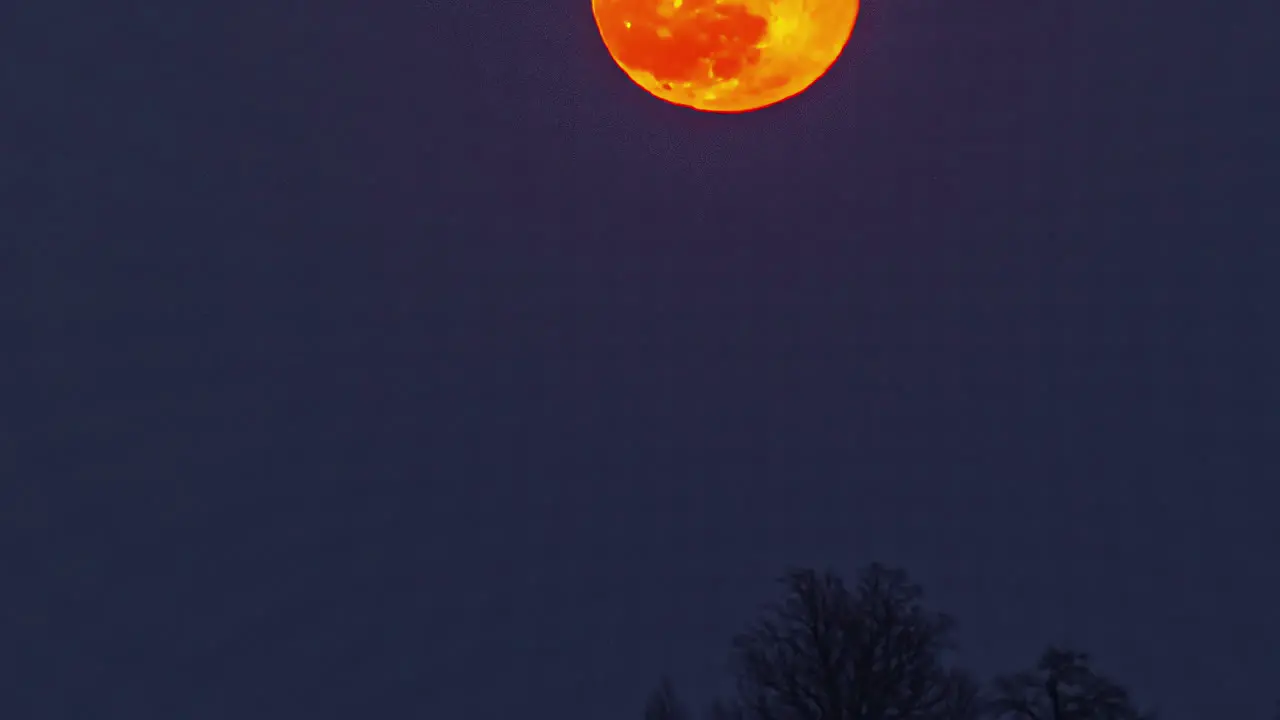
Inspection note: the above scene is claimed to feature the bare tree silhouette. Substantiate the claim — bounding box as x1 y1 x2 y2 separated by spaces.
643 564 1170 720
726 563 972 720
645 675 691 720
987 647 1155 720
937 667 985 720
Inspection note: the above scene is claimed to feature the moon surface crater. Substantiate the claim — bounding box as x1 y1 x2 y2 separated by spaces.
592 0 859 112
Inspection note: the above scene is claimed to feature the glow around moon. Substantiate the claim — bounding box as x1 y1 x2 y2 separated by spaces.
592 0 859 113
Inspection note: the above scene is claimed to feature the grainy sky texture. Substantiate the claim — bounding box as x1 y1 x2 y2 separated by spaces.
3 1 1277 719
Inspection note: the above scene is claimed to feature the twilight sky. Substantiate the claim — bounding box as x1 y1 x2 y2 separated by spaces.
3 1 1277 719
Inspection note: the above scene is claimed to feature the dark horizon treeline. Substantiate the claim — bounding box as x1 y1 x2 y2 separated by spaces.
642 563 1223 720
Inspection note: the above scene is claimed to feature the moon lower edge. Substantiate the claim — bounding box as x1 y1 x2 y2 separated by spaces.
592 0 859 113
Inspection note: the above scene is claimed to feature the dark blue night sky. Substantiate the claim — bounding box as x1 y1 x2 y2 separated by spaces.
4 1 1277 719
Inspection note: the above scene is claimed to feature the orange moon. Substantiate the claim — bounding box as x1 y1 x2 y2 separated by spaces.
592 0 859 113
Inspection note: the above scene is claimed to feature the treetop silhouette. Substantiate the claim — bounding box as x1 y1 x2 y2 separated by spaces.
644 563 1156 720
